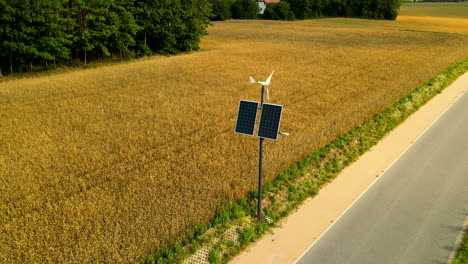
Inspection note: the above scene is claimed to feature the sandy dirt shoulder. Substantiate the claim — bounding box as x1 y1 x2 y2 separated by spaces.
231 72 468 264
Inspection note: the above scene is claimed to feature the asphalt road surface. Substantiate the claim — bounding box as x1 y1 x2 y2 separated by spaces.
296 92 468 264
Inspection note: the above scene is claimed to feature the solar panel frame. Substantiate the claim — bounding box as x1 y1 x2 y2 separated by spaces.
257 103 283 141
235 100 259 136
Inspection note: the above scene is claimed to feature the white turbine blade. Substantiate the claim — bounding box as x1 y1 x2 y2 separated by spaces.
264 70 274 86
266 86 270 100
257 70 275 86
249 76 257 83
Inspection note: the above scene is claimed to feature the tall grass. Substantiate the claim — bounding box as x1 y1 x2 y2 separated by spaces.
452 227 468 264
1 14 467 264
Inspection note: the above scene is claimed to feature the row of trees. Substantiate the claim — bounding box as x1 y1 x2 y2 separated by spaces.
0 0 211 74
208 0 259 20
210 0 401 21
284 0 401 20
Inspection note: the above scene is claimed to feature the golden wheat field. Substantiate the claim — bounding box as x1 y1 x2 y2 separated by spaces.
1 5 468 263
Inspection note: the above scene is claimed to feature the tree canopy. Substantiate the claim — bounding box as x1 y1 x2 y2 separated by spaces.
262 1 295 21
231 0 259 19
0 0 211 73
283 0 401 20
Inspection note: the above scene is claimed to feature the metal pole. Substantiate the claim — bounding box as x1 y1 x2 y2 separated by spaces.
258 85 265 221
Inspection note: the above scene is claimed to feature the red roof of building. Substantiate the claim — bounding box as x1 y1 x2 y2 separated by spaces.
264 0 280 3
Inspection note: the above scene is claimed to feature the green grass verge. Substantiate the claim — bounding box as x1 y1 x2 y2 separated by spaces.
138 58 468 264
452 229 468 264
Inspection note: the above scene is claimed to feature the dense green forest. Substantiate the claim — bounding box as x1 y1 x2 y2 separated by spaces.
0 0 401 75
211 0 401 21
284 0 401 20
0 0 211 74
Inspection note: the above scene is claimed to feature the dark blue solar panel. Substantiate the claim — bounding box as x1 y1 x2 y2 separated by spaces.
258 103 283 140
235 100 259 136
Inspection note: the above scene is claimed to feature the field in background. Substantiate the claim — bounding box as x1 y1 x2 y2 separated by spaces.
314 2 468 35
399 2 468 18
317 15 468 34
1 4 467 263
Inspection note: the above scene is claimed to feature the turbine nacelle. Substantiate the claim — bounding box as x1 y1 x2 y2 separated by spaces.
249 70 274 100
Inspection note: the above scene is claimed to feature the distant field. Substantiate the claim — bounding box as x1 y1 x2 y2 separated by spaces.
315 2 468 34
400 3 468 18
313 15 468 34
1 5 468 264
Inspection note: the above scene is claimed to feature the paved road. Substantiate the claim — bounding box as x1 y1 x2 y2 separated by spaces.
296 92 468 264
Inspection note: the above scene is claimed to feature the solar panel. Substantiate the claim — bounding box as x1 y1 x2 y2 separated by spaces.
235 100 259 136
258 103 283 140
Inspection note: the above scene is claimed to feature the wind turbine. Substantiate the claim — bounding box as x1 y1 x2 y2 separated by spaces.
249 70 274 100
242 70 288 221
